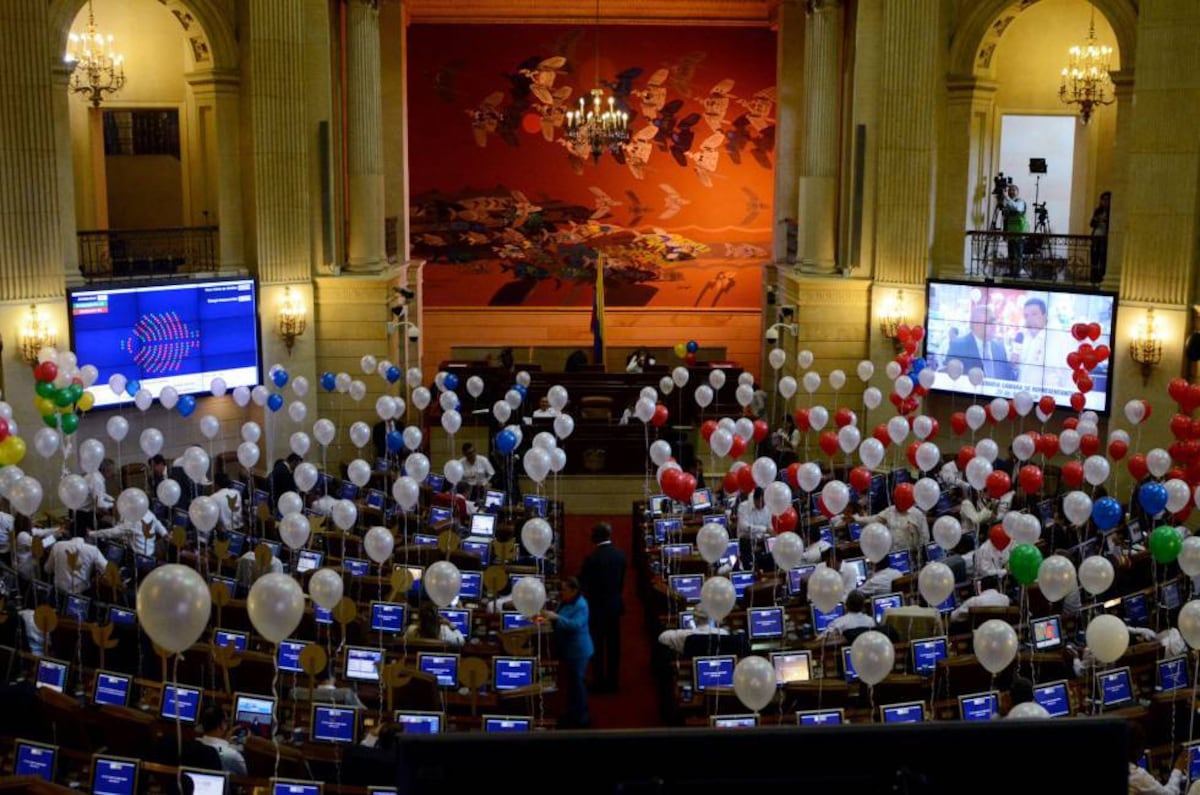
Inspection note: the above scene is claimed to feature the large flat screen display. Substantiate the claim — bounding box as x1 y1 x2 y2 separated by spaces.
924 281 1115 412
69 278 261 409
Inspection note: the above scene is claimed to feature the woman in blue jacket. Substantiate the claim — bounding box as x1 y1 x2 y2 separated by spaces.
543 576 594 728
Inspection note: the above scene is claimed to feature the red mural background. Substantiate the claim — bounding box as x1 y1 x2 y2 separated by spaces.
406 24 777 309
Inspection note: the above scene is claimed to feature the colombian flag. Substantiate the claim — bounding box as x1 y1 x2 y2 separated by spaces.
590 255 606 367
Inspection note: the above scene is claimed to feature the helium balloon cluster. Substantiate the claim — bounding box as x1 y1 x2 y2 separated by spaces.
32 347 96 438
672 339 700 366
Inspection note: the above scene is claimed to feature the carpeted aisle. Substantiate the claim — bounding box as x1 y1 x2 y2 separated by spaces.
562 514 660 729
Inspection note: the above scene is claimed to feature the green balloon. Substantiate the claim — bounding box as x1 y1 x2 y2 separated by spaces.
1008 543 1043 586
1149 525 1182 564
54 388 76 408
41 413 59 429
60 412 79 435
66 383 83 403
35 381 55 399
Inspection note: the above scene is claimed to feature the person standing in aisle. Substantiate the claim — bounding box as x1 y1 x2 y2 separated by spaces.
580 522 626 693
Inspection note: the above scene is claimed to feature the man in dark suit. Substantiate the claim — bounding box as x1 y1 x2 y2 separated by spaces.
946 305 1017 380
269 453 301 500
579 522 626 693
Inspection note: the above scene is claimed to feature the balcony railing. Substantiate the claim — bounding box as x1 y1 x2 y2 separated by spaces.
965 231 1104 286
77 226 219 280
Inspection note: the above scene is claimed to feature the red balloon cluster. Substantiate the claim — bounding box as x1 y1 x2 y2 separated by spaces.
772 507 798 533
1065 322 1109 412
660 467 696 502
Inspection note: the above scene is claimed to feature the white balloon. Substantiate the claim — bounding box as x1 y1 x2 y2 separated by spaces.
360 354 378 375
768 348 786 371
821 480 849 514
965 405 986 431
443 459 464 486
634 397 656 423
1147 448 1171 479
241 422 262 444
425 561 463 608
376 396 397 421
237 442 260 470
513 576 547 619
989 397 1009 422
279 512 311 550
157 478 181 508
438 390 459 413
308 568 344 611
331 499 358 531
1078 555 1115 597
764 481 792 516
133 389 151 411
885 361 901 381
136 564 212 653
549 447 567 473
199 414 220 440
289 432 310 457
837 426 861 454
671 367 689 388
802 372 821 394
293 462 319 493
650 440 672 467
406 368 423 389
965 457 993 491
807 567 844 614
858 438 884 470
523 447 551 483
187 495 219 536
1037 555 1077 602
139 428 164 458
918 562 955 606
246 573 305 644
117 487 149 524
974 619 1018 674
232 386 251 407
1008 702 1050 719
106 416 129 443
392 476 420 512
849 631 895 686
735 384 754 408
709 369 726 390
406 452 431 483
797 350 814 369
346 380 366 402
699 576 736 622
553 414 575 440
1125 399 1147 425
1062 491 1093 527
1179 537 1200 577
796 462 823 493
732 655 776 712
79 438 104 472
520 518 554 558
771 531 805 571
859 522 892 563
967 366 985 386
778 376 797 400
108 373 127 397
751 457 778 489
933 515 962 551
1166 479 1191 514
1011 433 1035 462
515 370 531 388
277 491 303 517
313 419 336 447
709 428 733 458
915 442 940 473
913 477 940 512
809 406 828 431
9 476 43 517
975 438 999 463
856 360 874 382
441 409 462 435
660 377 675 396
58 474 90 511
1083 455 1110 487
886 416 909 446
1179 601 1200 649
862 387 882 410
828 369 846 391
412 387 432 411
640 387 658 404
349 421 371 449
1085 614 1129 663
912 415 934 440
894 376 913 399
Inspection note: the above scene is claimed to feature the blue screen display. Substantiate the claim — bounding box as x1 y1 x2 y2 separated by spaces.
161 686 201 722
912 638 947 676
713 715 756 728
1160 657 1189 692
926 543 946 562
459 571 482 600
343 558 370 576
312 706 357 743
788 566 815 594
395 712 441 734
314 605 333 625
1124 593 1149 626
669 575 703 602
439 609 470 635
841 647 858 682
370 602 406 633
798 710 842 726
886 550 912 574
15 742 56 781
462 539 490 563
214 630 247 652
274 781 322 795
36 660 67 692
813 603 844 633
64 595 90 622
1034 682 1070 717
654 518 681 542
960 693 997 721
1189 746 1200 782
872 593 903 624
493 657 534 690
694 656 734 691
428 506 451 526
748 608 784 640
413 534 439 548
93 672 131 706
107 606 136 626
277 640 307 673
1100 669 1133 706
731 571 755 598
345 647 383 682
501 612 532 631
70 279 260 409
92 757 137 795
881 703 923 724
340 481 359 500
484 717 530 733
419 654 459 687
524 495 547 516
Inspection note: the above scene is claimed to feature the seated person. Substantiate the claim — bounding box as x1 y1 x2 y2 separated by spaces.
657 605 729 654
406 601 465 647
950 575 1010 623
195 705 248 778
235 547 283 588
532 397 560 418
45 529 107 595
290 665 366 708
457 443 495 502
736 488 771 564
819 590 876 639
854 503 929 552
89 509 168 558
859 564 905 597
1126 720 1186 794
967 526 1010 578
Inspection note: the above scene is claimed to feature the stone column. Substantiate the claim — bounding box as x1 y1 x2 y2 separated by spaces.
1102 69 1133 293
187 69 245 270
771 0 802 265
345 0 385 272
872 0 940 287
0 1 65 301
51 65 79 286
249 0 311 284
932 76 996 279
797 0 843 273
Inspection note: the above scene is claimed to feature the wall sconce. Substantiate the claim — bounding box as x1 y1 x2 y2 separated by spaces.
878 290 906 348
1129 307 1163 384
19 304 56 366
277 286 306 354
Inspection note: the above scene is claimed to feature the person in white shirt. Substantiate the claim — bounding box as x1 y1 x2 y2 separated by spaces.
820 590 876 639
736 488 770 541
859 566 905 597
89 509 168 558
457 443 495 501
44 533 108 594
235 548 283 588
968 532 1010 578
211 472 244 537
86 459 116 516
657 605 729 654
950 575 1010 623
0 511 18 554
196 706 248 778
1127 721 1186 794
855 504 929 552
406 602 466 647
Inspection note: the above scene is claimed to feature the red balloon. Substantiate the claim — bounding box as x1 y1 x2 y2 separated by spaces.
1127 454 1149 481
849 466 872 494
950 412 968 436
1066 352 1081 370
989 524 1011 551
1094 344 1110 363
700 420 718 442
1037 395 1056 415
1069 392 1086 412
896 324 912 344
1168 467 1188 482
34 361 57 383
684 352 697 366
985 470 1012 499
1087 322 1101 341
905 441 921 468
1076 376 1094 394
772 507 798 533
520 111 543 134
1141 399 1153 421
1038 433 1060 458
1062 418 1079 431
1071 323 1088 341
736 465 755 495
794 409 811 431
723 471 739 495
1107 440 1128 461
1017 464 1043 495
817 496 834 519
675 473 696 502
956 445 976 472
1079 434 1100 457
1169 377 1190 405
1185 386 1200 415
650 403 669 427
0 418 9 442
910 326 925 342
661 467 683 495
818 430 839 457
1061 460 1084 489
785 463 801 489
893 482 915 512
752 419 769 443
889 392 903 408
729 435 748 459
1171 414 1192 440
873 423 891 447
834 408 855 428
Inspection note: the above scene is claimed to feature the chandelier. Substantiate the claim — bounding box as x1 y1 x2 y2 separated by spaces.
64 0 126 108
1058 11 1113 125
564 0 629 163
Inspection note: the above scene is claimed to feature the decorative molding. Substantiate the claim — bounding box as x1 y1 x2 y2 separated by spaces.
404 0 773 26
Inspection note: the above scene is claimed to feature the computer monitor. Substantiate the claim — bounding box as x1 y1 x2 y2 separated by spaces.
493 656 535 691
691 489 713 513
710 714 757 728
14 739 57 782
394 710 443 734
648 495 670 517
227 531 246 556
880 701 925 724
344 646 384 683
848 522 863 541
418 653 460 688
1030 615 1062 651
366 489 386 510
886 550 912 574
464 513 492 539
428 506 452 527
311 705 358 744
871 592 904 624
1186 742 1200 783
1162 580 1184 610
841 647 858 683
958 691 999 722
107 605 136 627
63 593 90 622
180 768 228 795
500 612 533 632
1127 519 1146 546
507 572 540 593
910 636 948 676
693 655 736 691
925 542 946 563
482 715 531 733
654 518 681 543
813 603 845 633
731 571 756 599
707 514 729 530
370 602 407 633
160 684 202 723
439 608 471 636
936 591 958 613
262 539 282 558
314 605 333 625
271 778 324 795
842 557 868 587
413 533 439 548
214 629 249 652
277 639 308 673
484 490 505 511
461 539 490 563
343 557 371 577
1158 655 1190 692
770 650 812 685
295 549 323 574
1033 680 1071 717
819 525 835 546
233 693 276 739
679 610 697 630
459 571 482 601
748 607 785 641
661 543 693 558
103 540 127 566
668 574 703 603
425 474 446 493
1123 592 1150 626
92 670 131 707
523 494 548 517
796 709 843 726
210 575 238 601
35 657 68 693
1099 666 1134 708
340 481 359 501
787 565 816 595
718 539 739 568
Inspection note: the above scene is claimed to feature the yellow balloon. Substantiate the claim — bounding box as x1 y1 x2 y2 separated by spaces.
77 392 94 412
673 343 687 358
34 397 55 416
0 436 26 466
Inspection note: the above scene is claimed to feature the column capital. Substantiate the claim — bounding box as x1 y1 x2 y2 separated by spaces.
946 74 999 96
1110 68 1135 94
185 67 241 91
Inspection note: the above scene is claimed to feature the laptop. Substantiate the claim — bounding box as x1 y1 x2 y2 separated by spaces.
340 481 359 501
314 605 333 625
211 575 238 601
226 531 247 557
648 495 670 517
1030 615 1062 651
344 646 384 683
394 710 443 734
160 684 202 723
483 490 505 511
654 518 682 544
466 513 497 543
796 709 843 726
62 593 90 622
412 533 439 548
879 701 925 724
1099 666 1134 708
92 670 132 707
841 646 859 683
770 650 812 685
233 693 276 740
483 715 531 733
958 691 999 721
311 705 358 744
428 506 452 527
910 636 948 676
1033 680 1071 717
366 489 387 511
426 474 446 493
1161 580 1184 610
14 739 57 782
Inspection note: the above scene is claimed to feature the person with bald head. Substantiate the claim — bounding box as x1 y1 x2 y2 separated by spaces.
947 305 1017 380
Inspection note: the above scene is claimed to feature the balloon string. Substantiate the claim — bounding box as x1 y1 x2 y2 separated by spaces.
272 648 281 780
173 654 183 794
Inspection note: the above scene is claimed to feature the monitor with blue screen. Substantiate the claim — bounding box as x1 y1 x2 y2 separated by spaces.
819 525 834 546
277 640 307 673
92 670 131 707
483 715 530 733
311 705 358 744
661 543 692 558
340 481 359 501
1162 580 1183 610
493 656 535 691
841 647 858 682
344 646 384 682
428 506 452 526
886 550 912 574
160 684 202 722
272 778 324 795
880 701 925 724
462 539 490 563
706 514 729 529
210 575 237 602
1099 666 1134 708
813 603 844 633
1159 656 1189 692
958 691 998 721
181 768 227 795
679 610 697 630
1124 592 1149 626
484 490 505 510
693 655 736 691
787 565 815 595
797 709 843 726
871 592 903 624
936 591 958 613
710 714 757 728
439 608 470 635
314 605 333 625
14 739 57 782
253 489 270 508
62 593 90 622
107 605 136 627
925 542 946 562
524 494 547 517
501 611 533 631
654 518 681 543
468 513 497 540
842 557 868 587
848 522 862 541
668 574 703 603
226 531 246 556
370 602 406 633
36 658 68 692
748 607 784 640
770 650 811 685
459 571 482 601
911 636 947 676
261 539 281 558
691 489 713 513
295 549 323 574
366 489 386 510
418 653 460 688
343 558 370 576
394 710 442 734
1186 742 1200 782
1033 680 1071 717
731 571 755 598
425 474 445 493
413 533 438 548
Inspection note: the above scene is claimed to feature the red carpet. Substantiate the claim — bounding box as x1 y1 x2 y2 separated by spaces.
563 514 660 729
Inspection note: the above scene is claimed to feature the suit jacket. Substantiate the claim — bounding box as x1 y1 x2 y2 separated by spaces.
580 542 626 619
946 334 1017 380
269 460 296 497
555 595 594 661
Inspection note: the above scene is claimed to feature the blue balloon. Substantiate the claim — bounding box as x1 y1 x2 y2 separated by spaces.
272 369 289 388
386 366 402 384
1092 496 1123 531
267 393 284 412
443 373 459 391
686 340 699 353
496 429 518 454
126 379 140 397
177 394 196 417
320 371 337 392
386 429 404 453
1138 481 1168 517
910 358 926 375
513 384 527 397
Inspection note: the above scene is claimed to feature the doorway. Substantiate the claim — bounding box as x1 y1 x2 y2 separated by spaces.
997 114 1075 235
103 108 184 229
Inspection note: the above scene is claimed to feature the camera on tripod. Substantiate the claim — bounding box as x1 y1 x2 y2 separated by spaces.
1034 202 1048 222
992 173 1013 198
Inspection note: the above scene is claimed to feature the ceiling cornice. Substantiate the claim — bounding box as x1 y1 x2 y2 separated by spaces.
403 0 774 27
